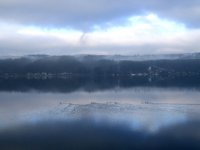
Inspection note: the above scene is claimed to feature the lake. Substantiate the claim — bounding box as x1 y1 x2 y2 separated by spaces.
0 78 200 150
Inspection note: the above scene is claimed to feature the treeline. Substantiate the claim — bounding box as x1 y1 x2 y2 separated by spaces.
0 55 200 77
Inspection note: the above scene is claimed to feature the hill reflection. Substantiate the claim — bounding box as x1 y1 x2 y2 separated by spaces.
0 76 200 92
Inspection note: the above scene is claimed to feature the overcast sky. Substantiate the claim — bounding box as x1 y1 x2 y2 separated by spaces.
0 0 200 56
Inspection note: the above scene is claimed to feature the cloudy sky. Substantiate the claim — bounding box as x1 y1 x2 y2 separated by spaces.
0 0 200 56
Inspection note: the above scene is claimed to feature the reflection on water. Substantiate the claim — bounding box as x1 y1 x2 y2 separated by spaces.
0 79 200 149
1 120 200 150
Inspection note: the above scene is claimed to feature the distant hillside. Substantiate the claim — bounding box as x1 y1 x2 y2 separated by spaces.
1 52 200 61
0 53 200 79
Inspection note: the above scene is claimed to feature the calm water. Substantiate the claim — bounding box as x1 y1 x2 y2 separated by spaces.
0 78 200 150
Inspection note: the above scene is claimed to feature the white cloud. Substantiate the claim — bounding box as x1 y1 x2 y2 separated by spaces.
0 13 200 56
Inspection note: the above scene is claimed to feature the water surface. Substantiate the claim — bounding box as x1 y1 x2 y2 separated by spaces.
0 78 200 150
